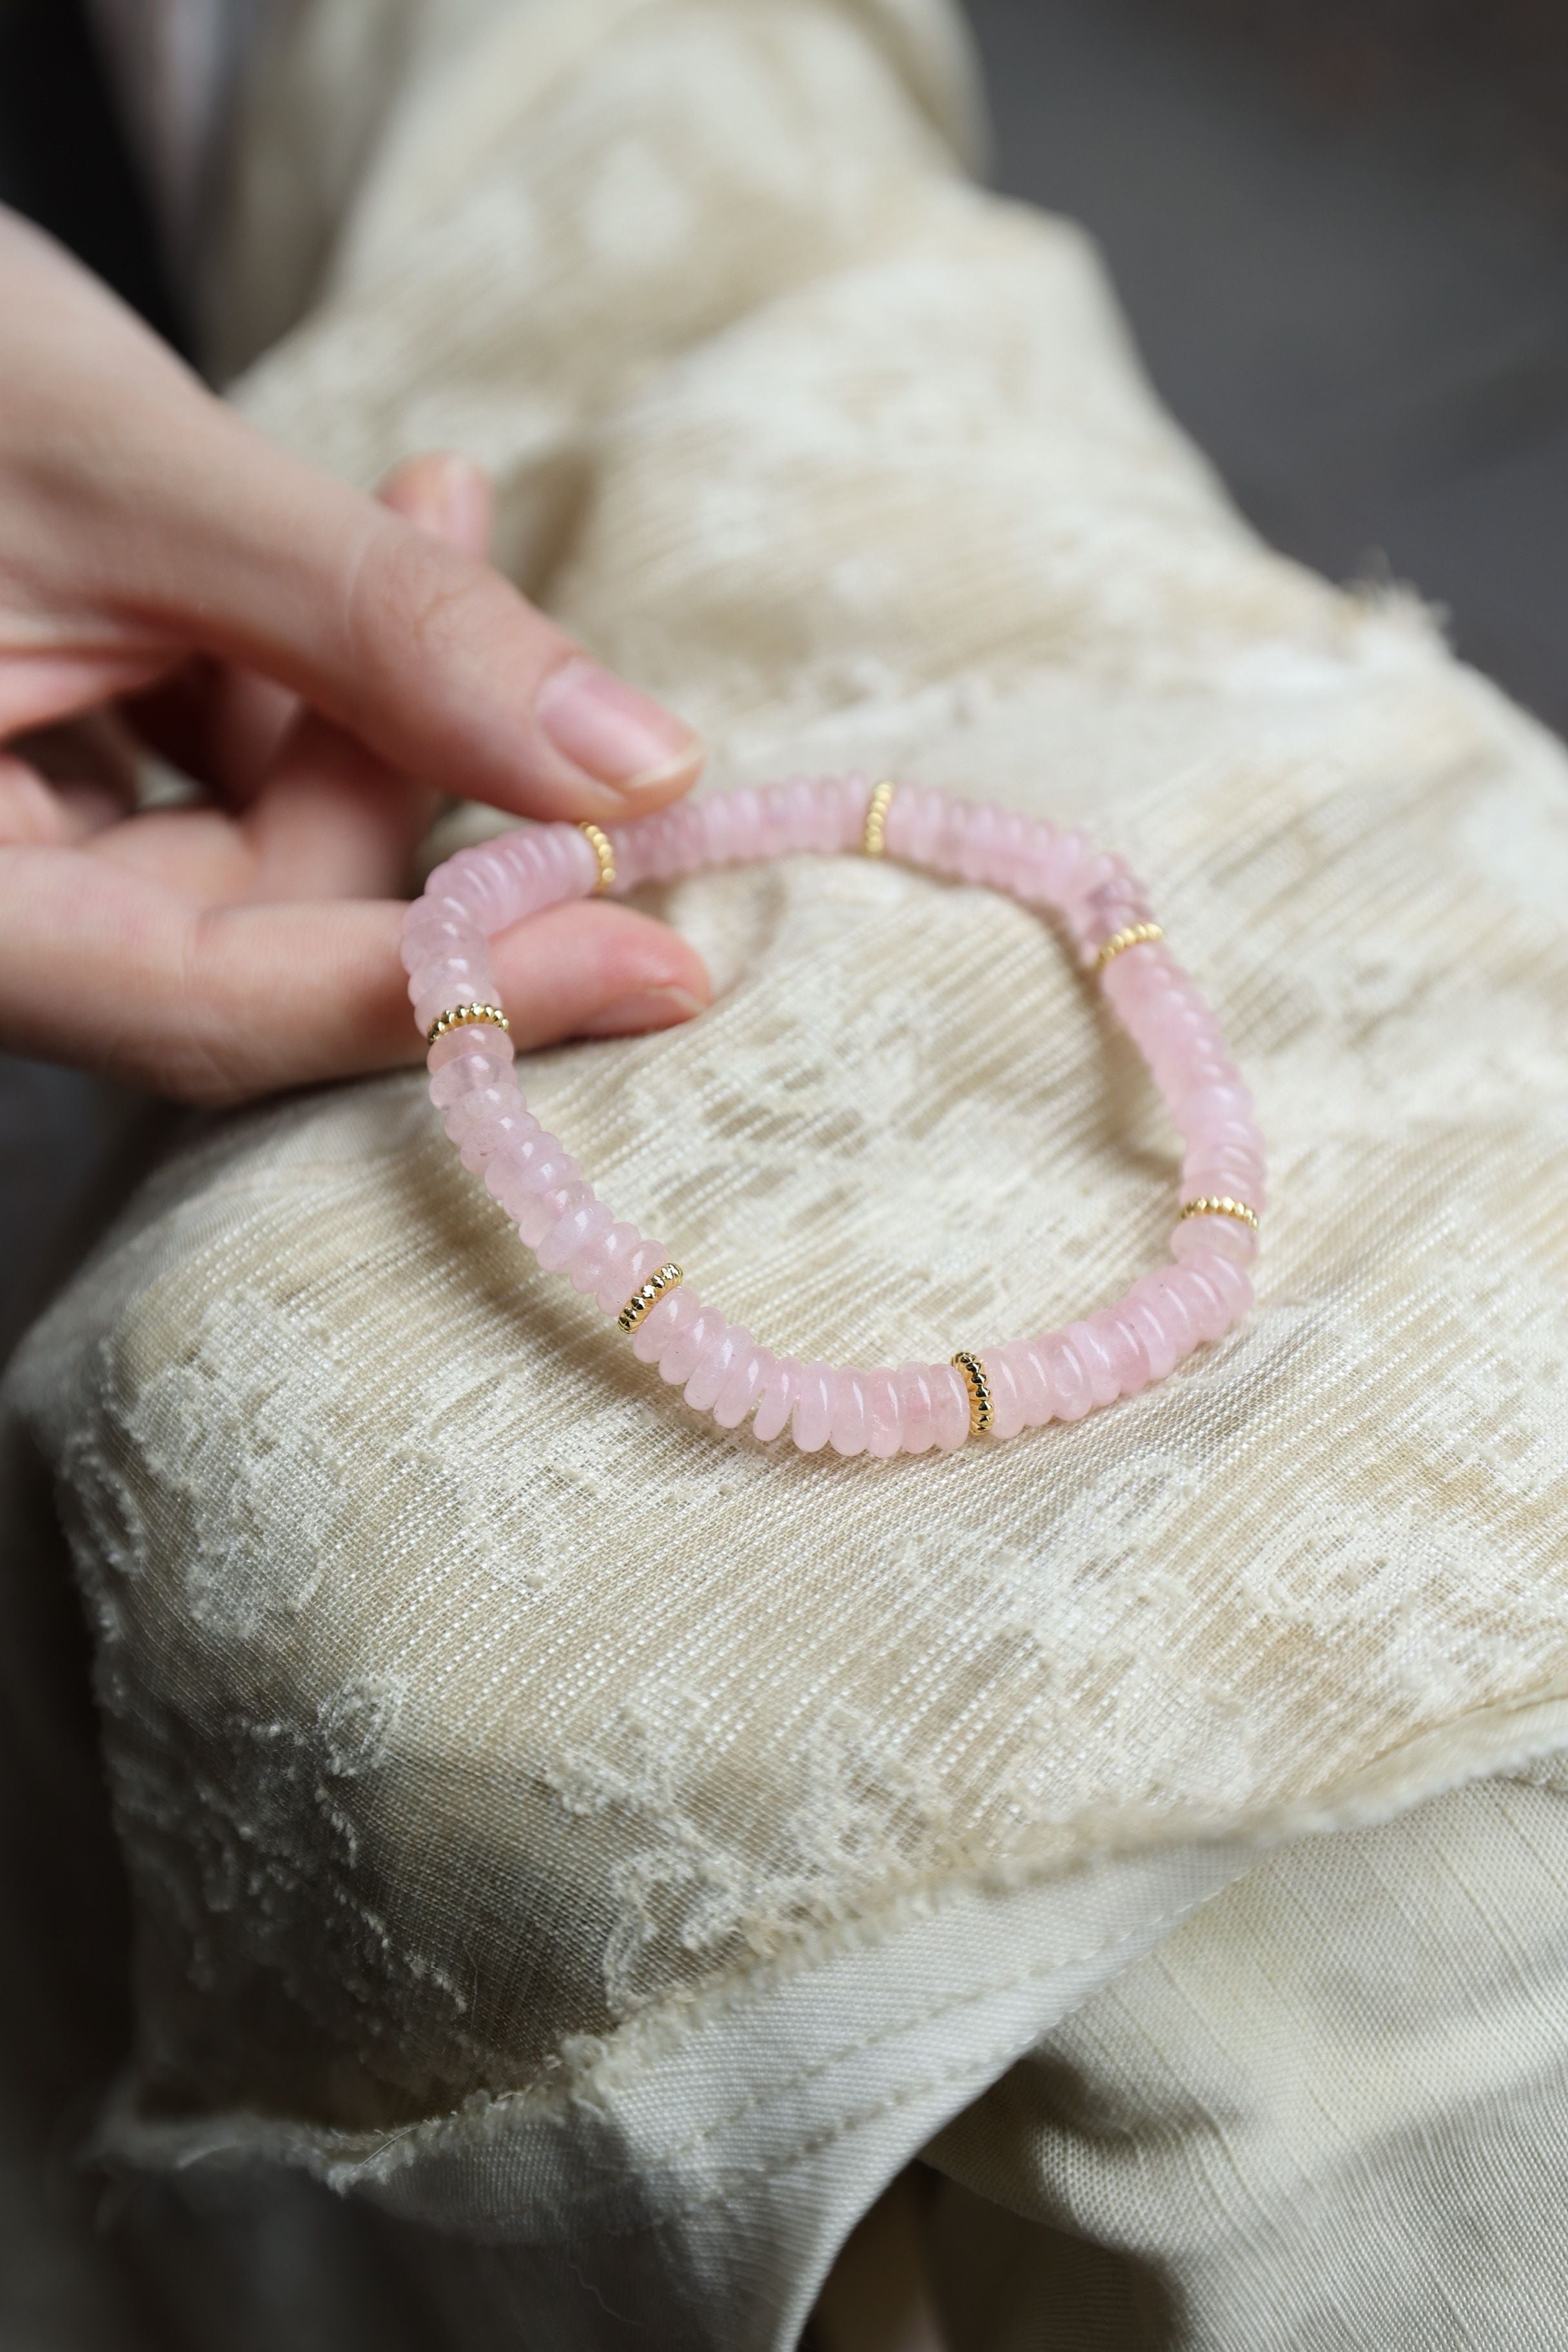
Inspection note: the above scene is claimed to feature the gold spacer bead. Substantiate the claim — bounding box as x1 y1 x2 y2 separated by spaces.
1177 1196 1259 1231
579 821 616 894
861 778 897 858
1094 921 1164 970
425 1002 511 1048
618 1261 684 1334
951 1349 994 1438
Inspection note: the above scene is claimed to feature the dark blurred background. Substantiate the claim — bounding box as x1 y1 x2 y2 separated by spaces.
1 0 1566 1364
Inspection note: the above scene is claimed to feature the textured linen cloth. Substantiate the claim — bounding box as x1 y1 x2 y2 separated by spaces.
5 1 1568 2345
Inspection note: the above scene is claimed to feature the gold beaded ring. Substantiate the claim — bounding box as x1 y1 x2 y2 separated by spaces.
951 1349 994 1436
1177 1195 1259 1231
425 1002 511 1049
861 779 896 858
1095 920 1164 970
618 1262 684 1333
579 821 617 894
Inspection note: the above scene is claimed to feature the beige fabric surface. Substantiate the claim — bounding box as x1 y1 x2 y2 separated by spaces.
5 0 1568 2344
926 1763 1568 2350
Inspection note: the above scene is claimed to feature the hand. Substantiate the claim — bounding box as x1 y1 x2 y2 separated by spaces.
0 209 711 1104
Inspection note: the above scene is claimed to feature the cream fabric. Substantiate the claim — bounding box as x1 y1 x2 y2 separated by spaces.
5 0 1568 2344
925 1764 1568 2351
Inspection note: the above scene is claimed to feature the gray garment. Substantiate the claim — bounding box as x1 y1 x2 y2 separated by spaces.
88 0 271 286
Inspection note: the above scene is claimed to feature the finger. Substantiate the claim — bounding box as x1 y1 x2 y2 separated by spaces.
0 751 124 846
238 454 497 899
116 457 489 831
0 847 710 1102
44 389 703 823
377 450 493 558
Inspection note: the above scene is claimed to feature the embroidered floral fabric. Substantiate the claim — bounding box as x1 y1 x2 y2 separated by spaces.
5 1 1568 2344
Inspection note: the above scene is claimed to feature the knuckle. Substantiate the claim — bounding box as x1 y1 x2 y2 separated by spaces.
348 527 516 681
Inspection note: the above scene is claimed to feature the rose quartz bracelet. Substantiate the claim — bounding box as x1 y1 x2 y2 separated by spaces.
404 777 1262 1455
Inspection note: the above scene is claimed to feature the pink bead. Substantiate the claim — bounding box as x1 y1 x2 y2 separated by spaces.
537 1195 610 1272
483 1135 569 1217
428 1051 514 1107
753 1358 801 1443
455 1108 538 1173
1037 827 1088 906
862 1368 903 1458
1190 1115 1265 1160
830 1371 869 1456
1171 1212 1259 1268
632 1284 697 1364
685 1324 749 1414
992 810 1030 896
1088 1309 1149 1396
660 1307 725 1389
1183 1162 1267 1212
929 1364 970 1451
1041 1333 1092 1421
494 1138 580 1206
981 1349 1026 1440
1181 1081 1254 1130
1192 1251 1253 1326
411 953 496 1019
592 1225 649 1313
1121 1293 1179 1382
791 1363 836 1453
569 1215 632 1294
895 1363 935 1455
617 1240 673 1307
1061 1318 1119 1409
427 1023 513 1075
955 802 1005 885
516 1182 580 1248
400 902 479 972
444 1083 525 1138
1162 1260 1230 1344
1008 1340 1053 1426
715 1344 774 1429
879 783 930 864
1137 1270 1199 1362
522 1177 591 1251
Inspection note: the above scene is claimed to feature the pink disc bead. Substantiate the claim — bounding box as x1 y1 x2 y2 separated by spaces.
1061 1320 1119 1409
632 1285 697 1365
1007 1340 1053 1426
714 1344 774 1429
591 1226 651 1313
862 1369 904 1458
753 1358 801 1443
791 1364 836 1453
1171 1211 1259 1268
929 1364 971 1451
981 1349 1026 1441
660 1306 725 1389
518 1177 590 1250
830 1371 869 1457
538 1195 611 1273
685 1324 749 1415
896 1363 936 1455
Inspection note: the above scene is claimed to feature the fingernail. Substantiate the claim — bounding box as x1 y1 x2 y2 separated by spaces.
536 656 700 794
577 984 707 1037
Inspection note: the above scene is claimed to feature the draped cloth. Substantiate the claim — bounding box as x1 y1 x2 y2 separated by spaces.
5 2 1568 2344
